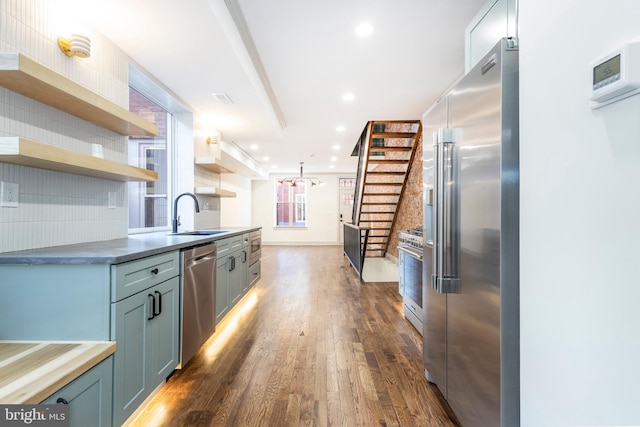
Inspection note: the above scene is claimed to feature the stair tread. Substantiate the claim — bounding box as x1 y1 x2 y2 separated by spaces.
369 146 413 152
371 132 418 138
366 171 406 175
362 182 404 186
362 202 398 205
367 159 410 164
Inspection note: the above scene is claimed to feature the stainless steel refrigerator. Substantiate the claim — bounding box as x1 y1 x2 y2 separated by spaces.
422 38 519 427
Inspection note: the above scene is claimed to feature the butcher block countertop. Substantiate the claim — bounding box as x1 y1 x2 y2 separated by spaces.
0 341 116 404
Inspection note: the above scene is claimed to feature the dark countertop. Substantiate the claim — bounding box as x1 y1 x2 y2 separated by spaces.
0 227 260 265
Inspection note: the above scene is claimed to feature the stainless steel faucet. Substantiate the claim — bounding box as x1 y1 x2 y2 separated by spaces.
172 192 200 233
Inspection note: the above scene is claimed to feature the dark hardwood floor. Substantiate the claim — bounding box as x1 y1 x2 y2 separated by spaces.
131 245 456 427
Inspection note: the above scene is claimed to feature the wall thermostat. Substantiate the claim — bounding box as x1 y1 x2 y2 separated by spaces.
590 41 640 109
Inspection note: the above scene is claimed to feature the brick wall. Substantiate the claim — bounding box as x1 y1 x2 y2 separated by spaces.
387 135 423 258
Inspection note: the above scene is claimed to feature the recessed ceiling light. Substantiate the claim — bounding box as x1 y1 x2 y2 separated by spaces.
250 144 259 150
333 144 341 150
262 156 269 161
331 156 337 161
271 165 277 169
355 23 373 37
329 164 335 169
336 126 346 132
342 92 355 102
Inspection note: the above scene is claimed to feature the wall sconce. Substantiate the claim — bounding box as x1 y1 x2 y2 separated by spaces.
205 128 221 144
58 34 91 58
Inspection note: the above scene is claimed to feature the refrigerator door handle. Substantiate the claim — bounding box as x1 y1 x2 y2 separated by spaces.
432 131 441 291
434 128 461 294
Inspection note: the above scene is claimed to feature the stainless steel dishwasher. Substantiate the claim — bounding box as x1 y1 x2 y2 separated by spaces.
180 242 216 368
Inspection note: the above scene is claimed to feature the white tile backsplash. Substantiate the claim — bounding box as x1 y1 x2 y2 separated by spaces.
0 0 132 252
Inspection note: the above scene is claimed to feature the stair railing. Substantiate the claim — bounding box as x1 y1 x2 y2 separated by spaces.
352 122 373 225
343 222 370 281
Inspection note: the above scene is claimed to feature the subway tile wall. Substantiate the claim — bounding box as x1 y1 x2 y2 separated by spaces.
0 0 132 252
193 164 222 230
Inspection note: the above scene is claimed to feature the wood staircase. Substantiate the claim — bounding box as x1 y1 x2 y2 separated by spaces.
352 120 422 257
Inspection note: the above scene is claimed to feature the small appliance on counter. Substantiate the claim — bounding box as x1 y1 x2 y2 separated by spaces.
397 226 424 334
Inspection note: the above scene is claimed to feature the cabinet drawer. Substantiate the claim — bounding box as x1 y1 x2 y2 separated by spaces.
242 233 250 248
111 251 179 302
249 260 261 287
216 235 244 259
41 356 113 427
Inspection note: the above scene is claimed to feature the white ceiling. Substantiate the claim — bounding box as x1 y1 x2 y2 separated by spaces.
79 0 486 175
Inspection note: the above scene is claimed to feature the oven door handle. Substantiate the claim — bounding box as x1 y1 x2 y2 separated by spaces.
398 246 423 260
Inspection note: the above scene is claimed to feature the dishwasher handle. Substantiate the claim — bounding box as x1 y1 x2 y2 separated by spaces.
183 243 217 267
193 252 216 263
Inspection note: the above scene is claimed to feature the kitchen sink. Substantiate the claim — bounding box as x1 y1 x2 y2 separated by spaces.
169 230 228 236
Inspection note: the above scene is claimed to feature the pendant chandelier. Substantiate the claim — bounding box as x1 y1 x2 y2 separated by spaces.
277 162 326 187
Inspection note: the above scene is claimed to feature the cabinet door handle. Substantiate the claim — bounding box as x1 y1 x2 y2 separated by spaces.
148 294 156 320
56 398 69 405
150 268 159 275
228 256 234 271
242 250 247 263
154 290 162 315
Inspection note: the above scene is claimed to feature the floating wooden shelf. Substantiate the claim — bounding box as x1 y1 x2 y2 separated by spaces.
0 53 158 137
194 157 236 174
0 137 158 182
194 186 237 198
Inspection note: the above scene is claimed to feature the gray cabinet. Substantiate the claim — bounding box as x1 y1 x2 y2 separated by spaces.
149 278 180 382
0 251 178 427
0 264 111 340
216 258 230 323
216 252 243 321
42 356 113 427
111 253 180 426
215 234 243 259
215 235 249 323
0 231 259 425
229 251 243 306
249 260 261 288
241 233 250 294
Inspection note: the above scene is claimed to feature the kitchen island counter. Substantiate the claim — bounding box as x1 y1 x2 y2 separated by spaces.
0 227 260 265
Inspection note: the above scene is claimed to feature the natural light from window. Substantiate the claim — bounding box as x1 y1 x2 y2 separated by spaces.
275 181 307 227
128 88 172 231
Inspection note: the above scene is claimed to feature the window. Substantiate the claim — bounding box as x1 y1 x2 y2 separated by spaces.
128 88 172 231
276 181 307 227
343 193 354 205
339 178 357 188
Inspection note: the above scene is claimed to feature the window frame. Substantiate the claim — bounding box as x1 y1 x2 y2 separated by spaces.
127 88 174 234
274 180 308 228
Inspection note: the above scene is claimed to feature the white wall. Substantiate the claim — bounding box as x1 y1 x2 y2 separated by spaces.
519 1 640 425
220 173 253 227
252 174 344 245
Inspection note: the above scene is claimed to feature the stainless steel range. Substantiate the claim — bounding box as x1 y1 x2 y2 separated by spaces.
398 227 424 334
